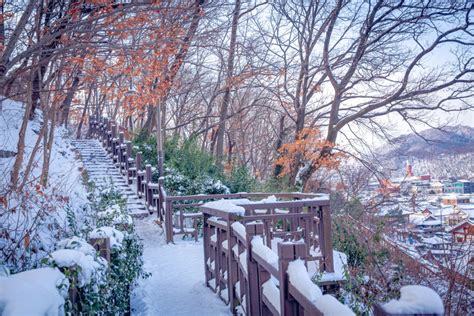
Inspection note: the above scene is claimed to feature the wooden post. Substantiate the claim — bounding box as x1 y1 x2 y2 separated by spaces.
319 205 334 272
118 132 124 171
126 142 132 163
110 124 117 157
89 237 111 263
258 268 272 316
143 164 153 214
166 201 174 243
119 131 124 144
136 152 142 196
278 242 307 316
246 222 264 316
126 142 133 184
227 221 238 312
203 212 211 283
158 177 164 221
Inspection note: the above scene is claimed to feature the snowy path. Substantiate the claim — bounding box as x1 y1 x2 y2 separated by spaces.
131 217 230 316
73 139 230 316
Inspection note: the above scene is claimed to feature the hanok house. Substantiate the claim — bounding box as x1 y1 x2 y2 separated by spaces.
449 220 474 243
418 236 451 260
441 194 458 206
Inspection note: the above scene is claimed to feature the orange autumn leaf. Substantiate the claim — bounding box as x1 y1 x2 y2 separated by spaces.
275 127 345 177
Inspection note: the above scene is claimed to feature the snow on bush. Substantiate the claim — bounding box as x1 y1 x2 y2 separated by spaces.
163 168 231 196
45 249 107 287
56 236 96 257
97 204 133 225
382 285 444 315
0 267 69 316
89 226 124 249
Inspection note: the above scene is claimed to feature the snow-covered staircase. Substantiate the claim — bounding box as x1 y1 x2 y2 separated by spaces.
72 139 148 217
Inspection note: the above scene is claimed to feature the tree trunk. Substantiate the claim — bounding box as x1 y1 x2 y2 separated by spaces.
151 0 204 173
10 73 34 189
215 0 241 164
40 98 57 187
273 115 285 178
156 103 164 176
18 112 48 191
60 70 82 127
77 89 92 138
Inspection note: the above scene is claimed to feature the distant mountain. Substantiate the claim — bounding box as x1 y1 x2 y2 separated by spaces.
383 125 474 160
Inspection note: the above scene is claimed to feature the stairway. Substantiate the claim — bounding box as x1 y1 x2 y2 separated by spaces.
72 139 148 217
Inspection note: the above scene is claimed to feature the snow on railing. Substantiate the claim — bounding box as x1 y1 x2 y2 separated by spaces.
89 117 445 316
200 216 445 316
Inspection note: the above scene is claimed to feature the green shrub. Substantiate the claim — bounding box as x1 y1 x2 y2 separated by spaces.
225 164 256 193
52 184 148 315
131 132 270 195
332 221 368 268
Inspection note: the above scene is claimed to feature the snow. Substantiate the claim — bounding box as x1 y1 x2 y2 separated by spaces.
0 98 89 271
306 249 347 283
56 236 96 257
97 205 133 225
89 226 124 249
0 267 69 316
288 259 355 316
131 217 230 316
231 222 246 240
239 251 248 274
251 236 278 268
208 216 227 226
418 219 442 226
320 250 347 282
235 281 241 297
202 199 247 215
314 295 355 316
421 236 447 245
47 249 107 287
382 285 444 315
262 280 280 314
287 259 322 301
260 195 277 203
232 244 239 257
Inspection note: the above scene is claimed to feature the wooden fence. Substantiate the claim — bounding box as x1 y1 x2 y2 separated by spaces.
88 118 444 316
88 117 334 255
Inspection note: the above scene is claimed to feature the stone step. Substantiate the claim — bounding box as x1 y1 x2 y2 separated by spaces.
74 139 149 219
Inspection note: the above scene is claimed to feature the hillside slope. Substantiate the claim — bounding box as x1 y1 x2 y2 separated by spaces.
0 98 89 272
378 126 474 178
384 126 474 159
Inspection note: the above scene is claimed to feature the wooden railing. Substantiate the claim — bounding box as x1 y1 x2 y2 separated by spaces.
201 201 340 315
88 118 444 316
201 215 443 316
88 117 335 251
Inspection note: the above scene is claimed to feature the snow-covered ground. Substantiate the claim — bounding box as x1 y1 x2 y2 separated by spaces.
131 216 230 316
0 98 89 271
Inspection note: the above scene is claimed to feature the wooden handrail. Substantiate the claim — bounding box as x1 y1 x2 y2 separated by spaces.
88 117 445 316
